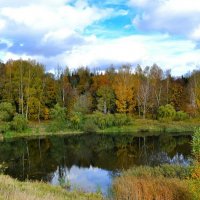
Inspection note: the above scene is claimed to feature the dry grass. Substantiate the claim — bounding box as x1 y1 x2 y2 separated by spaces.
113 176 193 200
0 175 102 200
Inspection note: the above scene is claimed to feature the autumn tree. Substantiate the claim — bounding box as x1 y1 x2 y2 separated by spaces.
113 65 136 113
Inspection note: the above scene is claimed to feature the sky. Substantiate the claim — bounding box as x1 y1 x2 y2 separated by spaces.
1 0 200 75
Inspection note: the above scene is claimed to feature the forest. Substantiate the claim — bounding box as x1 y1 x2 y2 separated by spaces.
0 59 200 134
0 59 200 200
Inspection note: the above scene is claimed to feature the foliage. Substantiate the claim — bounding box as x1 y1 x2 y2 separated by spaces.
90 112 131 130
96 85 115 113
175 111 188 121
123 164 191 179
82 119 98 133
69 112 84 130
157 104 176 121
192 128 200 162
113 65 136 113
46 104 68 132
114 113 132 126
11 114 28 132
73 93 92 114
0 121 10 134
0 102 15 122
1 59 200 124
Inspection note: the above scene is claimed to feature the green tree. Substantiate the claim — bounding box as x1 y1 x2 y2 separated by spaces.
97 86 115 114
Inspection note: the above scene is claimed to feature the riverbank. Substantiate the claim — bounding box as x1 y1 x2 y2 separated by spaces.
0 174 102 200
112 164 200 200
2 118 199 139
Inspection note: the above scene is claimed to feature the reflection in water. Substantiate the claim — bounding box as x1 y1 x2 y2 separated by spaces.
51 166 112 195
0 134 192 194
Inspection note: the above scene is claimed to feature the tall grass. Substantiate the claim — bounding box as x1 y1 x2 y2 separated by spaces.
113 176 192 200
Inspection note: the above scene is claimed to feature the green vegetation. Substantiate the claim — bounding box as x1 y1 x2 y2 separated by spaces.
192 128 200 162
0 59 200 138
0 175 102 200
2 117 200 139
112 129 200 200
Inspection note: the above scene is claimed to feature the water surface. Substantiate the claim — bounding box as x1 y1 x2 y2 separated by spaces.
0 133 192 195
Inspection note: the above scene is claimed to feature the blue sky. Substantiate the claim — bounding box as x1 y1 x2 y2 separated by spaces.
1 0 200 75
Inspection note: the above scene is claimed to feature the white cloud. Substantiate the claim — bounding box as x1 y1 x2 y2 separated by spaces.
2 33 200 76
0 0 113 57
130 0 200 41
1 0 200 76
31 34 200 76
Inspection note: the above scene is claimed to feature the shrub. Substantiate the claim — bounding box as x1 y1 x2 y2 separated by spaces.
50 104 66 122
46 104 68 132
69 112 84 130
157 104 176 121
0 122 10 134
89 112 132 130
175 111 188 121
91 112 115 130
82 119 98 133
0 102 15 122
192 128 200 162
114 113 131 126
11 114 28 132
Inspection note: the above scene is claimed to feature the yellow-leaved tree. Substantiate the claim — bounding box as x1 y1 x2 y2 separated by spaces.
113 65 136 113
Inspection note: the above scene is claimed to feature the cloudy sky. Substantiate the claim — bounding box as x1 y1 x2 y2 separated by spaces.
1 0 200 75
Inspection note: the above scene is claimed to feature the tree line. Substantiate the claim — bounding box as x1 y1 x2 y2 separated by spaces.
0 59 199 122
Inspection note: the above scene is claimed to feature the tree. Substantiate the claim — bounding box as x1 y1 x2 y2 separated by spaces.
96 85 115 114
135 66 151 118
113 65 136 113
149 64 163 116
73 93 92 114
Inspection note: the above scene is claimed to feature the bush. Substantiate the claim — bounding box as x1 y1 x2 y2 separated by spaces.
192 128 200 162
91 112 115 130
0 102 15 122
46 104 68 132
157 104 176 121
90 112 132 129
11 114 28 132
175 111 188 121
82 119 98 133
69 112 83 130
0 121 10 134
114 114 131 126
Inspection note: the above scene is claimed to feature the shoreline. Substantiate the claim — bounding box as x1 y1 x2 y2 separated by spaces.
1 118 197 140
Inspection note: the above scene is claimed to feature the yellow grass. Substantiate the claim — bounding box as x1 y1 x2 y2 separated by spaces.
0 175 102 200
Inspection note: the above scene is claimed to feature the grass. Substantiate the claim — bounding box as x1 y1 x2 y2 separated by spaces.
3 117 200 139
112 164 200 200
0 175 102 200
100 118 199 134
113 176 194 200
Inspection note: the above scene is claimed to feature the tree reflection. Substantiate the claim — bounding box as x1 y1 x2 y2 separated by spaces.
0 134 192 182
